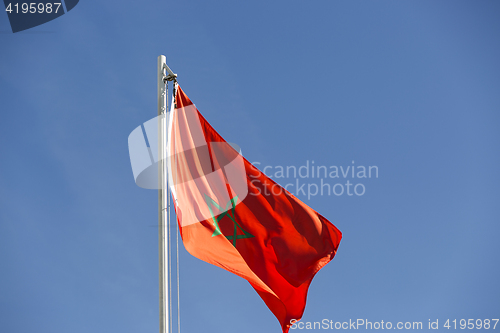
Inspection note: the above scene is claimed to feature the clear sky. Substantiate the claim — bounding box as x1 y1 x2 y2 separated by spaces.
1 1 499 332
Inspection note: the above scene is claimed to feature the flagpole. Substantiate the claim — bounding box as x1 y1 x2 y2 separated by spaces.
158 55 169 333
158 55 177 333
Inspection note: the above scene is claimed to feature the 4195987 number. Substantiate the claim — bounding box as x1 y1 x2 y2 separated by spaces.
444 319 499 330
5 3 62 14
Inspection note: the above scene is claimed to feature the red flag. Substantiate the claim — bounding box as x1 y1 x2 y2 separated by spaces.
167 85 342 333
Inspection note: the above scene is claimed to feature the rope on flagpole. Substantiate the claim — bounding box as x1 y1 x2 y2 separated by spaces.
166 80 173 333
165 78 180 333
176 216 180 333
173 81 181 333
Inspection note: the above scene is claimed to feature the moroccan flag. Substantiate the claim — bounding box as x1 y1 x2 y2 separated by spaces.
166 84 342 333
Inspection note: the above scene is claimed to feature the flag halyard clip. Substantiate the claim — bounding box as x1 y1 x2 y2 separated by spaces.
163 63 177 83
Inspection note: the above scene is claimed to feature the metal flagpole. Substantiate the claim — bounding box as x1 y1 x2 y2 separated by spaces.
158 55 168 333
158 55 177 333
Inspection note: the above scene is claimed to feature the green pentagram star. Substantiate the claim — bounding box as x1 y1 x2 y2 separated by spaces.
204 194 254 246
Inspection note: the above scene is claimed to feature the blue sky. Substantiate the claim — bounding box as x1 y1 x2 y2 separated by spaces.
1 1 499 332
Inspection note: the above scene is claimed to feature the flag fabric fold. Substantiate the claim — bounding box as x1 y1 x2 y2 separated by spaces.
167 84 342 333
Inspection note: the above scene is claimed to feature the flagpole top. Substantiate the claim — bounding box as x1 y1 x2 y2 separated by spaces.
158 55 177 83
